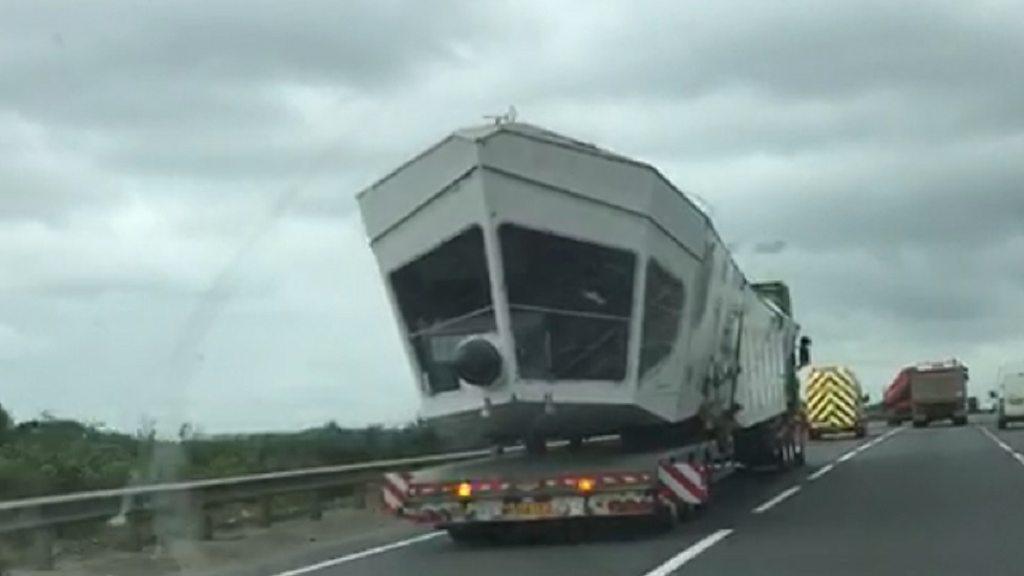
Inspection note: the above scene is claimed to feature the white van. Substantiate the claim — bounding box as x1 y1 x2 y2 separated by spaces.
998 370 1024 429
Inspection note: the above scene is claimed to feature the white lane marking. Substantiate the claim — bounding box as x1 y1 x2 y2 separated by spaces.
806 427 902 482
836 450 857 463
752 486 802 514
978 425 1014 453
643 529 734 576
271 531 444 576
807 463 834 481
975 425 1024 469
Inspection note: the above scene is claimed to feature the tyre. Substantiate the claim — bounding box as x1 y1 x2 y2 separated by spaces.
952 416 967 427
793 436 807 467
854 425 867 438
524 435 547 456
912 419 926 428
808 429 821 441
998 418 1008 430
447 525 489 544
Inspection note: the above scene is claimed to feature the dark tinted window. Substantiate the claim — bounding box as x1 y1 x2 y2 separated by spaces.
639 260 685 377
500 224 635 381
390 227 495 393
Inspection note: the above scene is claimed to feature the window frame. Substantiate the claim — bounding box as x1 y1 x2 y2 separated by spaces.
638 258 687 379
497 222 639 383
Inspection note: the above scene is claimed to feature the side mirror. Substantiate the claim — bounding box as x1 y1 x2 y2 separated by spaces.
798 336 812 368
989 390 998 400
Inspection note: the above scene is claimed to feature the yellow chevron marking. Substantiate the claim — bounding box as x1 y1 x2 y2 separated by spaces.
805 367 862 428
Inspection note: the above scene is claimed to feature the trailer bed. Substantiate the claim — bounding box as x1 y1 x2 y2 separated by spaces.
410 439 715 484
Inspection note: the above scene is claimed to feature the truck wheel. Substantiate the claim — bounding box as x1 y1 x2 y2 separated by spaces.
808 429 821 441
854 425 867 439
654 504 678 532
524 435 547 456
793 435 806 467
952 416 967 427
447 525 487 544
912 420 925 428
998 419 1008 430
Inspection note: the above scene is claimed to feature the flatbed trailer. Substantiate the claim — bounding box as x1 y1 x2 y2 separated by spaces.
382 416 805 539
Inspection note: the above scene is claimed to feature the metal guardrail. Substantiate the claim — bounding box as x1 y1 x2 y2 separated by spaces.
0 447 495 569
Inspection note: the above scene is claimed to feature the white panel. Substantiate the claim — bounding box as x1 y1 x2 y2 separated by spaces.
359 136 479 241
634 222 704 423
481 170 643 409
733 289 792 428
480 132 706 258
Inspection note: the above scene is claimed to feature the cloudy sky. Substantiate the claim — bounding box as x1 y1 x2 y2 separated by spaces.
2 1 1022 434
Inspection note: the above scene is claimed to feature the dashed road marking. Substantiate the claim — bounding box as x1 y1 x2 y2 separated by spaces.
752 486 801 514
805 426 902 482
836 450 857 463
807 463 834 481
271 531 444 576
644 529 734 576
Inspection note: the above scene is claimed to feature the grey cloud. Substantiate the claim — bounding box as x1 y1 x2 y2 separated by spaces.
752 240 787 254
541 2 1024 101
1 1 504 127
2 1 1023 431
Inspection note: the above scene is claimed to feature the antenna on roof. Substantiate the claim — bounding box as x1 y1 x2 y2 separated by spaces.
484 105 518 126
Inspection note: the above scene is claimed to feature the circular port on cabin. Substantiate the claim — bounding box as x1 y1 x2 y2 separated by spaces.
454 338 502 386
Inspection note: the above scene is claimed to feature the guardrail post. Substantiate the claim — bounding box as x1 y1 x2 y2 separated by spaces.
124 510 149 551
255 497 273 528
351 483 368 509
308 491 324 521
155 491 211 542
28 527 55 570
186 500 213 541
361 480 385 511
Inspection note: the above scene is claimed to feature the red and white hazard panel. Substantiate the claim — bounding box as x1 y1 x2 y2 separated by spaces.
657 461 709 505
382 472 411 512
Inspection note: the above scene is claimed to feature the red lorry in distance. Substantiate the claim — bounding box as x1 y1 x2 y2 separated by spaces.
884 360 969 427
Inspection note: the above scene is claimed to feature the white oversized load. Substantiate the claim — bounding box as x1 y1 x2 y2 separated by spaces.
358 122 808 450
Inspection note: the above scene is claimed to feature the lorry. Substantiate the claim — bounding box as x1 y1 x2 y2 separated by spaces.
804 366 867 439
996 368 1024 429
884 360 968 428
361 120 812 538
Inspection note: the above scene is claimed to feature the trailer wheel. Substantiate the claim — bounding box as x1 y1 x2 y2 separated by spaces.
794 443 806 467
912 420 926 428
793 432 807 467
654 505 678 532
952 416 967 427
524 435 547 456
854 425 867 439
447 525 489 544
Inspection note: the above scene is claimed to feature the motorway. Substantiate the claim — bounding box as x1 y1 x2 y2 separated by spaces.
225 417 1024 576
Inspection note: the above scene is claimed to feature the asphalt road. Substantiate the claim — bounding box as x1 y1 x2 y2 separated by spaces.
234 417 1024 576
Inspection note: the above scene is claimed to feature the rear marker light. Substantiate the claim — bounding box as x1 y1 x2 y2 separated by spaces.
578 478 595 493
456 482 473 499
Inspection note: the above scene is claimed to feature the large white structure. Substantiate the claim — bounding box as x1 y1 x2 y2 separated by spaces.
358 122 803 446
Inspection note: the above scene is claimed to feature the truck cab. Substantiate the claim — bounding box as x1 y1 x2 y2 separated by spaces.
997 371 1024 429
